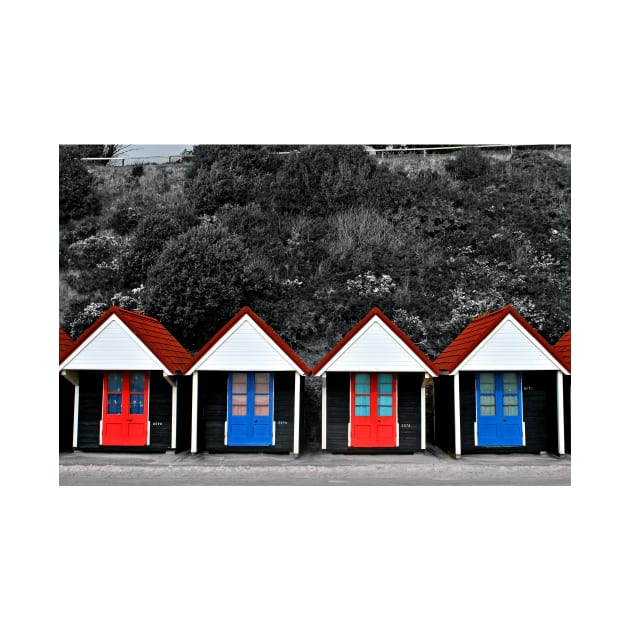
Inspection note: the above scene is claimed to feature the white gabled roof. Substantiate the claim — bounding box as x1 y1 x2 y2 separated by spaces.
186 309 310 375
59 315 169 372
457 315 568 373
313 309 438 376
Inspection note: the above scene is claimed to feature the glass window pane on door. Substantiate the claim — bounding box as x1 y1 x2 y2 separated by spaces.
130 372 145 392
254 394 270 416
503 373 518 394
355 373 370 395
377 395 392 416
377 373 393 394
231 397 247 415
254 373 270 394
355 396 370 416
480 394 496 416
108 393 122 414
130 393 144 414
503 396 518 416
232 372 247 394
479 373 495 393
108 372 122 392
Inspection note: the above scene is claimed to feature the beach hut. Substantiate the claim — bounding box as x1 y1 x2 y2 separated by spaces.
185 307 310 454
312 308 438 453
59 328 75 451
433 306 570 457
59 307 192 451
554 330 571 454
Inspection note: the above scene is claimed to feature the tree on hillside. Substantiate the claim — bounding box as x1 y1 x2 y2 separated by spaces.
186 145 280 213
143 221 251 349
59 146 101 223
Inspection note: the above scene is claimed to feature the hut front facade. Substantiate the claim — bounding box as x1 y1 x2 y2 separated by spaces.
313 308 438 453
186 307 310 454
59 307 192 452
554 330 571 454
433 306 570 457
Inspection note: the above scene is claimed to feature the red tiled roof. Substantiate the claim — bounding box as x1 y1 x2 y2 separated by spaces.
434 305 570 374
59 306 192 373
312 307 438 376
186 307 311 375
59 328 74 362
554 329 571 372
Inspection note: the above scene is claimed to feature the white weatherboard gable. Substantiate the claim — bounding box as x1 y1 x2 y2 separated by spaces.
317 316 435 375
60 316 167 372
189 315 304 374
456 315 568 374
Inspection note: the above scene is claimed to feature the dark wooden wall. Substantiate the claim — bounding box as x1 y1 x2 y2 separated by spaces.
77 371 103 449
324 372 424 453
432 375 455 454
324 372 350 452
148 372 172 449
197 371 297 453
397 373 423 452
59 375 75 452
176 375 192 452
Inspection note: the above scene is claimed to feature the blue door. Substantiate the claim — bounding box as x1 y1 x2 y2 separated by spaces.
227 372 273 446
476 372 523 446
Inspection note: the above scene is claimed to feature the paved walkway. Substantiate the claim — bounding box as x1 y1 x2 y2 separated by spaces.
59 446 571 485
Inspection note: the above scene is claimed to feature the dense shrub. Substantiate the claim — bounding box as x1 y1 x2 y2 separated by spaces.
445 147 490 180
59 146 101 223
143 223 249 349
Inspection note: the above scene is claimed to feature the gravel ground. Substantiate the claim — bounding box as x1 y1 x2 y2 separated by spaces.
59 445 571 485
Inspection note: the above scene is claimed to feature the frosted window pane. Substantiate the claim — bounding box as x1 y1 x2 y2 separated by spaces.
355 396 370 416
231 398 247 416
479 373 495 393
255 373 270 393
255 395 270 415
232 373 247 394
378 404 392 416
355 374 370 395
108 393 122 414
503 396 518 416
377 374 393 394
108 372 122 393
130 372 144 392
130 393 144 414
503 373 518 393
480 393 495 415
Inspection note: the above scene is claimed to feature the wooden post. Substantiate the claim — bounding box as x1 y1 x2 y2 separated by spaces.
556 371 565 455
420 375 427 450
73 383 80 448
454 372 461 458
171 378 178 450
191 371 198 453
321 374 327 450
293 372 301 454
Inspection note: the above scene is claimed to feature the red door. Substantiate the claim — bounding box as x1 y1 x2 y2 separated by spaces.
351 373 397 447
102 371 148 446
